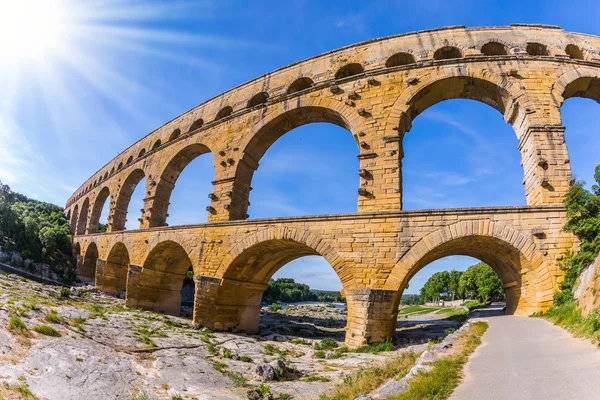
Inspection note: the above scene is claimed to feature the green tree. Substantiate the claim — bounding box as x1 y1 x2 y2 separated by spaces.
458 262 504 303
448 270 463 301
420 271 450 303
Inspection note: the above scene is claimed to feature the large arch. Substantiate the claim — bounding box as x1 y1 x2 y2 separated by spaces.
128 240 193 315
79 242 99 284
149 143 213 227
386 70 533 135
387 220 551 316
552 67 600 107
88 187 110 234
210 227 355 332
97 242 130 296
230 105 361 220
76 198 90 235
112 169 145 231
70 204 79 232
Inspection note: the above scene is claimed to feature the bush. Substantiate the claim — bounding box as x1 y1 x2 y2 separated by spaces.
59 287 70 298
44 310 64 324
33 325 60 337
314 338 338 351
267 303 282 312
313 350 326 359
7 315 27 333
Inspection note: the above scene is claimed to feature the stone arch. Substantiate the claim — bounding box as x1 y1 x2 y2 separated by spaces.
551 67 600 107
214 106 233 121
526 42 548 56
152 140 162 151
128 240 193 315
386 220 552 316
69 204 78 231
287 77 313 95
76 198 90 235
149 143 213 227
565 44 585 60
79 242 98 283
97 242 130 296
126 156 133 165
88 187 110 234
433 46 462 60
138 148 146 158
169 129 181 141
231 104 362 220
481 41 509 56
189 118 204 132
212 227 355 332
247 92 269 108
385 52 416 68
386 69 533 135
335 63 364 80
112 168 145 231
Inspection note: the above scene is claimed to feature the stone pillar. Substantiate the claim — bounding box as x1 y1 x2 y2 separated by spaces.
125 264 142 309
209 279 268 332
95 259 106 289
141 194 169 229
108 206 127 232
357 133 403 212
344 289 398 347
520 125 572 205
208 177 250 222
192 275 221 326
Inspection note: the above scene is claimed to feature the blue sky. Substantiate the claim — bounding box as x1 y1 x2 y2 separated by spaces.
1 0 599 293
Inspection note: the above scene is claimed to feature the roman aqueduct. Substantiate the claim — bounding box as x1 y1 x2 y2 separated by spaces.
65 24 597 346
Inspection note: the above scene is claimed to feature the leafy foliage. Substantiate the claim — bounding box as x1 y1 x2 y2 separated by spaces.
555 165 600 303
0 182 75 283
263 278 344 303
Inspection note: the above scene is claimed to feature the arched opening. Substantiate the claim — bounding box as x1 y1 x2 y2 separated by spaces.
399 255 505 341
247 92 269 108
526 42 548 56
138 148 146 158
287 77 313 95
118 162 123 170
88 187 110 233
131 241 193 315
76 198 90 235
400 77 525 209
560 76 600 189
261 256 346 339
214 106 233 121
98 242 129 296
236 106 359 219
158 144 214 226
189 118 204 132
152 143 213 227
385 52 416 68
79 242 98 284
335 63 364 80
481 42 508 56
70 204 79 232
169 129 181 141
433 46 462 60
217 236 349 339
181 266 195 318
565 44 585 60
112 169 145 231
126 156 133 165
152 140 162 151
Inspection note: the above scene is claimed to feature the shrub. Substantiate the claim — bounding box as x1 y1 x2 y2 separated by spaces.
314 338 338 350
313 350 326 359
240 355 253 363
256 384 271 396
44 310 64 324
32 325 60 337
59 287 70 298
7 315 27 334
267 303 282 312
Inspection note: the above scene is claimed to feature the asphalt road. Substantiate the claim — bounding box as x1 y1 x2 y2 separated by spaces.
451 303 600 400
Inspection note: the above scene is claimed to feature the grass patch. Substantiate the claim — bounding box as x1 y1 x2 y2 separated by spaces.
3 382 39 399
436 308 468 323
353 339 394 354
532 301 600 345
290 338 311 345
319 351 419 399
397 306 440 316
44 310 65 324
212 359 227 373
314 338 338 350
388 321 489 400
32 325 60 337
267 303 282 312
226 371 247 387
462 300 486 312
8 315 28 335
240 355 253 363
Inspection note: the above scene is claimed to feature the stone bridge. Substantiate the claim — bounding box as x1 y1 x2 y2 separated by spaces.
66 24 598 346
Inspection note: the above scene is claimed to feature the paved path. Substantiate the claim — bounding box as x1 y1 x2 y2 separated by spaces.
451 303 600 400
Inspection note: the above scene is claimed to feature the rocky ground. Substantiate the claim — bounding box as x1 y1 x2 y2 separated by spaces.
0 274 465 400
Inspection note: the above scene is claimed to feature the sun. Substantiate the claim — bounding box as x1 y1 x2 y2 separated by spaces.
0 0 67 62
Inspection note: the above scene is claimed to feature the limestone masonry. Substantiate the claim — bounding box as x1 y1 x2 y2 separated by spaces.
66 24 597 346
